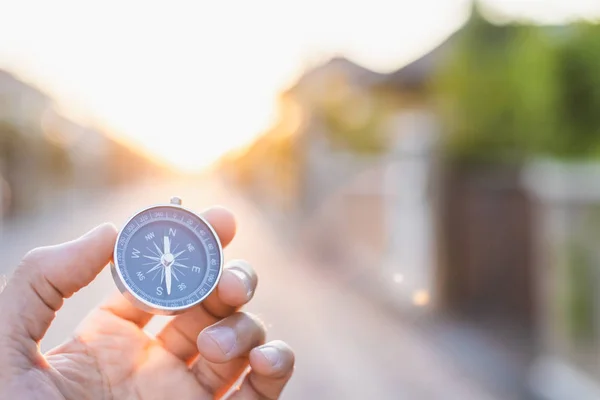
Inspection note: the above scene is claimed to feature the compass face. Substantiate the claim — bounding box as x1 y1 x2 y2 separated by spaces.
112 205 223 313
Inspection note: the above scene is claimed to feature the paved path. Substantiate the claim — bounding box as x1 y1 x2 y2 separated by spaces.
0 176 502 399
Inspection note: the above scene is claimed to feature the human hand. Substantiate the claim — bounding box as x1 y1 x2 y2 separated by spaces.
0 207 295 399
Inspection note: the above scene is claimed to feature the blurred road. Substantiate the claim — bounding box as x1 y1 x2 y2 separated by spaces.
0 175 501 400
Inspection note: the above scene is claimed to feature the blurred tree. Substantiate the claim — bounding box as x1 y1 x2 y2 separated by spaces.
434 3 600 163
548 23 600 160
319 72 391 155
433 2 559 164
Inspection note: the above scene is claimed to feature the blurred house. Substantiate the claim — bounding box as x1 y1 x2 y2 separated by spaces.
221 9 538 391
0 70 52 130
239 17 535 331
0 70 161 219
220 54 443 310
0 70 57 216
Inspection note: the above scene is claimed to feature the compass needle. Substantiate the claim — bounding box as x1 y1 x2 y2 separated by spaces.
143 255 160 261
165 266 172 295
164 236 171 255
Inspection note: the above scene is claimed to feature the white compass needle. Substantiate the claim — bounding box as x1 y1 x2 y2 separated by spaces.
164 236 171 255
165 266 172 295
143 255 160 261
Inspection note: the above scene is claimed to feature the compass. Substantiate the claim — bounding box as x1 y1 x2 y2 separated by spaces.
111 197 223 315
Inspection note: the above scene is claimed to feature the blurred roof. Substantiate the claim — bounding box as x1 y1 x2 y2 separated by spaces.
286 56 386 95
287 32 459 98
0 69 51 103
376 32 458 92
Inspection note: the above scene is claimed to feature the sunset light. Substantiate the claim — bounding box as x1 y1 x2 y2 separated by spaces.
1 0 599 171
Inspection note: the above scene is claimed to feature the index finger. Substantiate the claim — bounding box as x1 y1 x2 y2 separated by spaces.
96 206 237 327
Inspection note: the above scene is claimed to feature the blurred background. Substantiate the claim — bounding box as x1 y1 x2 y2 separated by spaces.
1 0 600 398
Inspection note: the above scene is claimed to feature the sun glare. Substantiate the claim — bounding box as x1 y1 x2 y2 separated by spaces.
2 0 598 171
0 0 472 172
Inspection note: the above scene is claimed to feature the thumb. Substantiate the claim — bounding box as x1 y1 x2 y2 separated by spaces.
0 223 117 347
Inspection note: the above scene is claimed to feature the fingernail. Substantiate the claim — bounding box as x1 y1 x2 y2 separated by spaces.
228 267 254 299
204 327 236 355
259 346 281 367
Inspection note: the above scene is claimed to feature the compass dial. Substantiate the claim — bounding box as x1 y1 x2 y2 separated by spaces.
112 204 223 314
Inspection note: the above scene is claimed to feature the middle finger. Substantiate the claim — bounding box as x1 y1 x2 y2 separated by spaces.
156 259 257 363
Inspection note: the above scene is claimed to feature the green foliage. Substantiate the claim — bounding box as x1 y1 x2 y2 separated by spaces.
434 6 600 163
550 23 600 159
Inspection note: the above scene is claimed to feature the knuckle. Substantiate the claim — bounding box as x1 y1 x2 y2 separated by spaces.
15 247 50 281
21 247 49 269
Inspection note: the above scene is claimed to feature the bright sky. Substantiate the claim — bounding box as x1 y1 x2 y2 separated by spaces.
0 0 599 171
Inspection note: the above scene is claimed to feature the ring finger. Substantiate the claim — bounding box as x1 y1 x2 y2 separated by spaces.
191 311 267 396
156 259 258 363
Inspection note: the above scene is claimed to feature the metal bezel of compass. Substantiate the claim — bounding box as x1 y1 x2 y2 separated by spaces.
111 197 224 315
